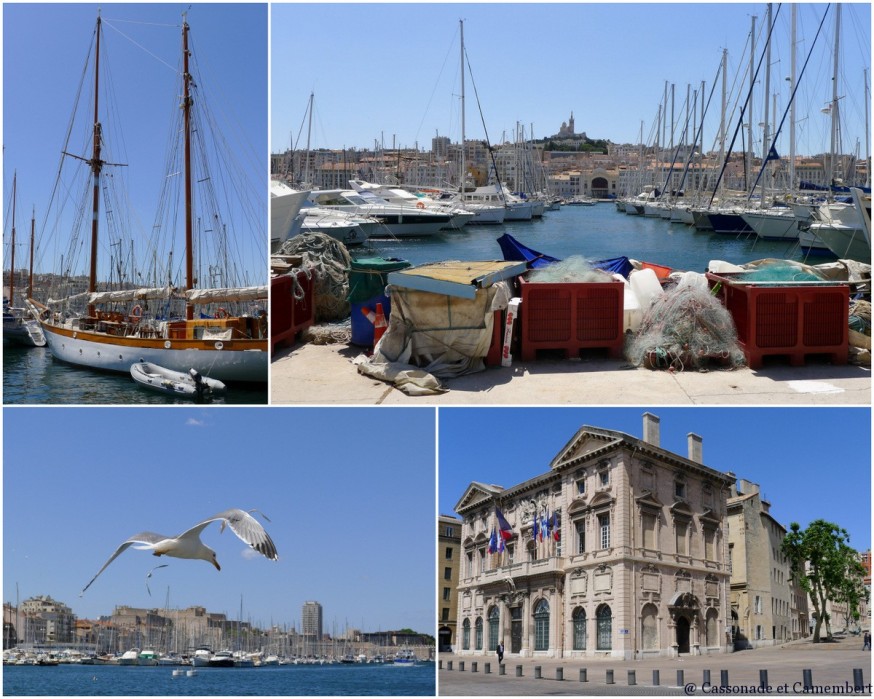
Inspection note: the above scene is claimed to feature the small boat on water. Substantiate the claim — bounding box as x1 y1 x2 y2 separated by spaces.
207 649 235 668
130 361 227 401
392 649 417 666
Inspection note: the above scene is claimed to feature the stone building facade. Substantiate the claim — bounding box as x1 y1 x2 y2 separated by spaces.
438 514 462 652
727 480 806 648
454 413 734 660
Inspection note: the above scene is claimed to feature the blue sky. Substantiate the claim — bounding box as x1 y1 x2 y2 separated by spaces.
271 3 870 158
3 3 267 279
3 407 436 634
439 407 872 552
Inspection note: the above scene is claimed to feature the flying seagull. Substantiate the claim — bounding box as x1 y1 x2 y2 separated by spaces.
145 564 169 597
81 508 278 595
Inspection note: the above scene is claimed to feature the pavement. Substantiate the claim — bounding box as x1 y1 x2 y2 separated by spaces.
270 340 871 405
438 636 873 696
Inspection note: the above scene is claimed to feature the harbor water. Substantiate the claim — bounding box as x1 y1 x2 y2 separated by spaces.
2 347 267 405
3 662 436 696
356 201 828 270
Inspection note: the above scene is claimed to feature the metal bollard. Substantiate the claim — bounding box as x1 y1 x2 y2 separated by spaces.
703 669 711 686
721 670 729 688
803 669 813 690
606 669 615 684
653 669 660 686
516 665 523 677
438 660 442 670
759 670 768 689
853 669 865 691
677 669 685 687
484 662 490 674
471 661 477 673
628 670 636 686
499 664 505 676
447 660 453 671
579 668 588 683
534 665 541 679
556 667 563 681
459 661 464 672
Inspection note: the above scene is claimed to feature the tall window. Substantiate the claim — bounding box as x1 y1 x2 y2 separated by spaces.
462 619 470 650
642 512 656 549
596 604 612 650
507 543 515 564
534 600 550 651
488 607 499 651
474 617 483 650
572 608 587 650
576 520 586 554
599 514 610 549
705 528 716 560
675 520 688 555
466 551 473 577
443 587 451 601
445 547 453 560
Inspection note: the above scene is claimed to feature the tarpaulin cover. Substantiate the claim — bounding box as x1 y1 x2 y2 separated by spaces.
347 257 411 303
497 233 633 277
357 281 511 395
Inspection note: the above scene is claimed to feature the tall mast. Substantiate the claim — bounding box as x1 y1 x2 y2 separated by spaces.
829 3 841 187
459 19 465 193
304 92 313 186
28 206 35 300
790 4 797 189
747 14 756 192
760 3 772 205
87 13 103 317
9 172 16 305
183 14 194 320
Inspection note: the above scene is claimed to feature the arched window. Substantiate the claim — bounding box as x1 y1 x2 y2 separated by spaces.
572 607 587 650
474 617 483 650
706 608 719 647
462 618 470 650
533 599 550 651
596 604 612 650
488 606 499 651
641 603 658 650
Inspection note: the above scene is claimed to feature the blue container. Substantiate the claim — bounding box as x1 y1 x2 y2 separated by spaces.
351 295 391 347
348 257 410 347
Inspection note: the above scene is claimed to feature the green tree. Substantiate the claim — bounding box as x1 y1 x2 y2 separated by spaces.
782 520 867 642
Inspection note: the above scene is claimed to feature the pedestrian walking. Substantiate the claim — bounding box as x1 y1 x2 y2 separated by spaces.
863 631 870 650
497 641 504 663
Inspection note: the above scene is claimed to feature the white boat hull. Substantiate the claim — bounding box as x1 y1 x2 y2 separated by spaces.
41 322 267 383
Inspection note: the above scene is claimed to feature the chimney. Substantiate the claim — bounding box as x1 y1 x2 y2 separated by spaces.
738 479 760 496
687 433 703 463
642 412 660 447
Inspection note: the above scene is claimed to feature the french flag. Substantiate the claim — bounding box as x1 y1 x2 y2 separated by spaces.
495 507 514 541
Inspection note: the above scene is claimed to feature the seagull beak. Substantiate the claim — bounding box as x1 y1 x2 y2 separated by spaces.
212 559 221 571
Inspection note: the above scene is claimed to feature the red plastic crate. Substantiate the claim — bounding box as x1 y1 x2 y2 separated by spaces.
706 272 849 369
519 277 625 361
271 270 315 353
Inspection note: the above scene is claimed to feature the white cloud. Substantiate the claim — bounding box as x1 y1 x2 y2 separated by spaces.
186 418 205 427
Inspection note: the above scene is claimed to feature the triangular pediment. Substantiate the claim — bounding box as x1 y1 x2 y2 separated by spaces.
455 481 504 515
636 490 663 510
550 427 623 471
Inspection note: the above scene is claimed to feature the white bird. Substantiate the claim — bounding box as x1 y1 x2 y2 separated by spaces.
81 508 278 595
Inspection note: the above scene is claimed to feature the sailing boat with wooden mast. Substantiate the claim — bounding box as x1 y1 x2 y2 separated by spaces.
3 172 46 348
33 12 267 383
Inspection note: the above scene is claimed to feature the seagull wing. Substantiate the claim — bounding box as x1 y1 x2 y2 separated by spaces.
180 509 279 561
81 532 168 595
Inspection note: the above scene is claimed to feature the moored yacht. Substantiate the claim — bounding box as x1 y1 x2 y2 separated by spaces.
307 189 452 237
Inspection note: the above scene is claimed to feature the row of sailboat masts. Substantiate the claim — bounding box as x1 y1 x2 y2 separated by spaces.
6 174 38 306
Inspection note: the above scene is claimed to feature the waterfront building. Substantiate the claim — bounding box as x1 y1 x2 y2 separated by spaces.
18 595 75 645
302 601 323 642
438 514 462 652
454 413 734 660
726 480 799 648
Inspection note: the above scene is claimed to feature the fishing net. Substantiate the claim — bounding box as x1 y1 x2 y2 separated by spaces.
738 262 823 283
303 320 353 345
625 282 745 371
849 300 871 335
527 256 614 283
278 233 352 321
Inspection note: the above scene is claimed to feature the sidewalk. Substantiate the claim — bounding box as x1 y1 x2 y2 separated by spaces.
438 637 872 696
271 341 871 405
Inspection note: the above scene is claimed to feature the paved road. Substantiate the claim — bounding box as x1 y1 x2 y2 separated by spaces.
271 341 870 405
438 637 872 696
